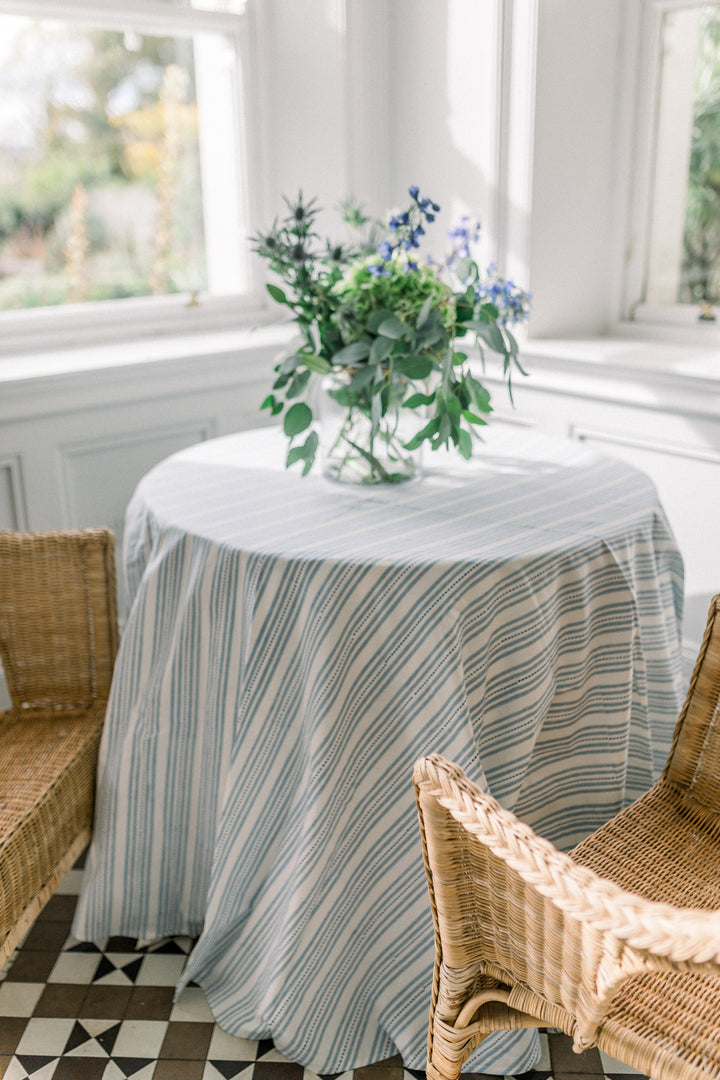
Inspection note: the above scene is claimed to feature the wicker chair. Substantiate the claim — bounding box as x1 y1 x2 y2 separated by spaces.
0 528 118 970
414 593 720 1080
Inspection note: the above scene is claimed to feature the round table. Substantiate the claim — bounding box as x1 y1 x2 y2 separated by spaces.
73 424 684 1074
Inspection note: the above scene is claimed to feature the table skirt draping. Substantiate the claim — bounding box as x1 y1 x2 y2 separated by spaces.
73 426 685 1075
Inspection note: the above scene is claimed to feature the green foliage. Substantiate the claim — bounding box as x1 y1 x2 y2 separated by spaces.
334 255 456 338
682 8 720 303
253 188 529 477
0 24 206 309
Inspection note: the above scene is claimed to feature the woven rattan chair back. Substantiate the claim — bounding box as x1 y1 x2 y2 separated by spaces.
415 593 720 1080
0 528 119 710
663 593 720 807
0 528 119 971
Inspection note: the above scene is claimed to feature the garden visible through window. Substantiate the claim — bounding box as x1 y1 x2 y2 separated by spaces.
647 4 720 310
0 7 246 312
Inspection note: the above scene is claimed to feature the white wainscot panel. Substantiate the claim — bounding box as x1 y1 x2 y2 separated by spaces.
0 457 25 706
572 424 720 650
60 423 213 542
0 456 27 531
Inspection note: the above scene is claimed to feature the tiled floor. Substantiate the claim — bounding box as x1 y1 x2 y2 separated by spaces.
0 855 648 1080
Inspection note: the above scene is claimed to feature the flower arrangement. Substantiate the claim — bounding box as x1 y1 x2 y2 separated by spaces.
253 186 530 483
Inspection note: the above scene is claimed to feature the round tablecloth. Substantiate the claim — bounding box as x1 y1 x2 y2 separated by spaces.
73 424 684 1074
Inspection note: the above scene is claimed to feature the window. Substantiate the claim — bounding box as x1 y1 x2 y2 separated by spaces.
0 0 252 345
628 1 720 325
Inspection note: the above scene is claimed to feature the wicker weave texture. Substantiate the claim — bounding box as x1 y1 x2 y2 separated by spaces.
0 528 118 710
0 528 118 971
414 593 720 1080
664 594 720 806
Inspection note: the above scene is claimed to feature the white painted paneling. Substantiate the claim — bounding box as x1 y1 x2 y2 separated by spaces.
529 0 623 335
60 423 213 540
0 457 26 531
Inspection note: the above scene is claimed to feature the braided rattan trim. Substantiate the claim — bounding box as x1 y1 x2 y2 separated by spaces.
414 756 720 969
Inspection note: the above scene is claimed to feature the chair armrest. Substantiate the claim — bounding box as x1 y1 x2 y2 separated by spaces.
414 755 720 1047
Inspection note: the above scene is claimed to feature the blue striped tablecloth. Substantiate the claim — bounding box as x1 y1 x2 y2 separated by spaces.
73 424 685 1075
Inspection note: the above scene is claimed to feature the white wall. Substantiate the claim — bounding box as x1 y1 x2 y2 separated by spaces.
528 0 623 336
1 0 719 671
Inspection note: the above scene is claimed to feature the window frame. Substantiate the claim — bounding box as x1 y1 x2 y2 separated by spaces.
620 0 720 332
0 0 266 358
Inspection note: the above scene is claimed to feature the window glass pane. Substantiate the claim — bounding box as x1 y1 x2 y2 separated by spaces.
0 15 244 312
647 5 720 308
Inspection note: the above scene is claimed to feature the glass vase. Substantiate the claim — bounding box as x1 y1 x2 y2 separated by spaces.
318 372 422 485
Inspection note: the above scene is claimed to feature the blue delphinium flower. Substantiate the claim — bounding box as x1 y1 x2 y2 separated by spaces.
389 212 410 231
407 225 424 249
476 263 531 326
379 188 439 264
409 186 440 217
447 215 482 263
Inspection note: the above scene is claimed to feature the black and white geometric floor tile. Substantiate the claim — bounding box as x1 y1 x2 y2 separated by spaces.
0 857 649 1080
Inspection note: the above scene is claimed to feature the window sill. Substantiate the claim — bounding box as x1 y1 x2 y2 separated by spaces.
509 329 720 418
0 320 297 421
2 320 720 423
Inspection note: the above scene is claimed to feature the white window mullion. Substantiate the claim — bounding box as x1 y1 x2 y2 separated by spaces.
194 27 247 295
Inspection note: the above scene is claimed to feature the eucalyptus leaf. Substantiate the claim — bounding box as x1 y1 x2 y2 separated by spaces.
261 393 285 417
286 369 312 398
415 325 446 349
371 388 382 431
404 416 440 451
369 335 394 365
444 393 462 420
377 315 410 339
305 429 319 456
403 391 436 408
457 428 473 460
365 308 395 332
464 319 506 354
394 355 434 380
468 375 493 412
461 408 488 426
416 294 434 329
302 354 332 374
330 385 356 407
285 430 319 475
283 401 312 437
455 257 477 283
504 328 519 358
331 340 371 366
350 366 378 391
279 353 302 376
438 412 452 445
266 283 287 304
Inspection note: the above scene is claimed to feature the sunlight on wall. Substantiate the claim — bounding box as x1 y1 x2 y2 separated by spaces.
446 0 499 232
